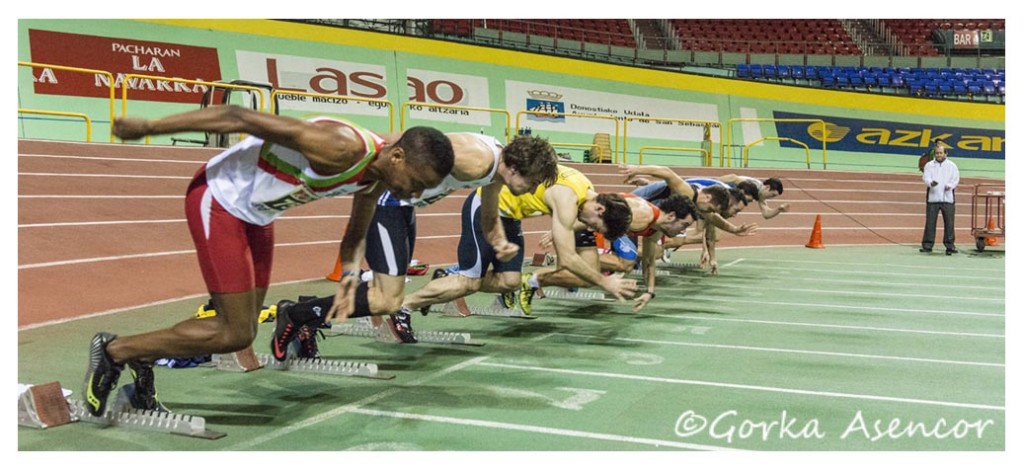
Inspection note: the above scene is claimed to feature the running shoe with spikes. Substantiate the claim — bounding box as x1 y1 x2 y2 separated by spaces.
386 307 418 343
294 324 323 359
126 361 169 412
517 272 538 316
83 332 124 417
270 300 300 361
499 291 517 309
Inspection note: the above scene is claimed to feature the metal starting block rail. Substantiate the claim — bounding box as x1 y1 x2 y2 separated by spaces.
210 351 393 380
659 261 702 270
439 296 535 320
630 268 670 277
539 288 610 301
67 384 225 439
328 322 484 346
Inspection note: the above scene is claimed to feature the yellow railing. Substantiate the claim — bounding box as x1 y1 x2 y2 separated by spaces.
725 118 827 169
744 137 815 169
18 61 115 142
623 117 722 166
637 146 710 166
120 75 267 144
515 110 620 162
18 109 92 142
550 142 601 162
274 90 394 133
402 103 511 142
121 74 267 115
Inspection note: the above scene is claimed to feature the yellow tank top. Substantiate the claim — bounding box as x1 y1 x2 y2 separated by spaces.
491 164 593 219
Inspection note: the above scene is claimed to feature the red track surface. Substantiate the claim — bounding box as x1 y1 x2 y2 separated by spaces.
18 139 1002 327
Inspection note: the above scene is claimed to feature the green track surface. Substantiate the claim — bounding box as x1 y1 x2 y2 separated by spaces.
18 245 1005 451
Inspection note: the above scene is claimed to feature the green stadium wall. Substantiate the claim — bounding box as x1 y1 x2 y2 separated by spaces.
17 19 1004 178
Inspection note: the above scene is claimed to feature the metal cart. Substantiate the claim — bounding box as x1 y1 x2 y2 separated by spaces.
970 184 1005 251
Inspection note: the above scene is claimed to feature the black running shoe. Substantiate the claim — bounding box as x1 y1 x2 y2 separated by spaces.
386 308 418 343
83 332 124 417
419 269 451 315
294 324 322 359
126 361 167 412
271 300 299 361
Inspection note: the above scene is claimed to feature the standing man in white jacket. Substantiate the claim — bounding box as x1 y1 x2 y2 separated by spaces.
920 140 960 255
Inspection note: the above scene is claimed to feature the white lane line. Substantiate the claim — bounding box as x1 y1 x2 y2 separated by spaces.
555 333 1004 368
746 258 1004 273
19 195 184 199
342 407 735 451
19 172 192 179
228 331 587 451
225 356 495 450
19 153 206 164
642 313 1004 339
17 212 463 229
731 275 1004 292
755 265 1004 282
20 219 187 228
19 231 547 270
666 295 1004 319
476 362 1004 411
18 276 325 331
695 284 1003 304
722 258 744 268
19 249 196 269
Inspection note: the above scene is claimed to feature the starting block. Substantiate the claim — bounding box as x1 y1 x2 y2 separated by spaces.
328 322 484 346
530 252 555 267
70 384 225 439
19 382 73 429
210 346 263 372
630 268 670 277
659 261 702 270
540 288 609 301
210 351 393 380
440 296 535 320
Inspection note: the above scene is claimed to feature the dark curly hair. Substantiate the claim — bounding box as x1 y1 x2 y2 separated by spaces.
735 180 760 202
393 126 455 179
656 193 698 221
502 135 559 188
595 193 632 240
764 177 784 195
700 185 731 214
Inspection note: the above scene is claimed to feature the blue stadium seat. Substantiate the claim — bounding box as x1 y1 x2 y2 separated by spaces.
953 83 966 95
737 64 750 78
791 67 805 79
763 65 777 78
777 65 791 79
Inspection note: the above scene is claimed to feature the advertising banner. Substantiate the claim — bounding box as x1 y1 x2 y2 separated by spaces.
772 111 1004 160
27 29 222 104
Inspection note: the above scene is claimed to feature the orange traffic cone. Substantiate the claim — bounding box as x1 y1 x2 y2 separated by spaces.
326 254 342 281
805 214 825 249
985 216 998 246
